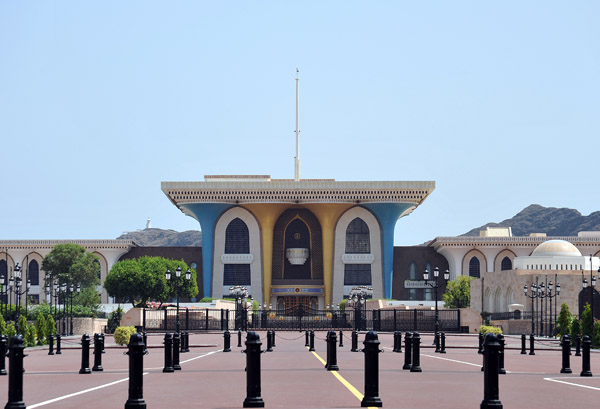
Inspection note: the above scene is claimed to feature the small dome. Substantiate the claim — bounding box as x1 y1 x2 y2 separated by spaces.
531 240 582 257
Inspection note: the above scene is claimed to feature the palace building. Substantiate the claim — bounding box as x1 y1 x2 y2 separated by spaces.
161 175 435 310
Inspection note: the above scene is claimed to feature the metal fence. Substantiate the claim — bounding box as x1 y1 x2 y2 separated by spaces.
143 307 462 333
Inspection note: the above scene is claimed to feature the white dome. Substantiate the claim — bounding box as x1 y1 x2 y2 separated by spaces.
531 240 582 257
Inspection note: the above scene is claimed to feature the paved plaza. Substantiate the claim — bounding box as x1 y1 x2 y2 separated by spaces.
1 332 599 408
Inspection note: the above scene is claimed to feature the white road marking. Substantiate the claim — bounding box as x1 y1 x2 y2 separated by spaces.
27 349 222 407
544 377 600 391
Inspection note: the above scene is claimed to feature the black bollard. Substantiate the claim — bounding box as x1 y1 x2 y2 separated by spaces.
182 331 190 353
478 332 484 354
327 330 339 371
142 331 148 353
339 330 344 348
305 330 309 347
238 329 243 348
243 332 265 408
498 334 506 375
0 335 7 375
361 331 382 407
271 330 276 347
520 334 526 355
440 332 446 354
351 330 358 352
560 335 572 374
173 332 181 370
224 330 231 352
325 331 330 369
163 333 174 373
56 334 62 355
79 334 91 374
393 331 399 352
403 332 413 370
5 335 26 409
529 333 535 355
47 334 54 356
575 334 581 357
410 332 422 372
309 330 315 352
434 332 440 353
480 333 503 409
124 332 147 409
580 335 592 377
92 333 103 372
266 330 273 352
100 333 105 353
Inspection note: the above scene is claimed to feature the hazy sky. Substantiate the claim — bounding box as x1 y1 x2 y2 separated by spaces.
1 2 598 245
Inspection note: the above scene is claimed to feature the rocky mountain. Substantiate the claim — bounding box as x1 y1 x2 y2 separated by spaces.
117 228 202 246
462 204 600 237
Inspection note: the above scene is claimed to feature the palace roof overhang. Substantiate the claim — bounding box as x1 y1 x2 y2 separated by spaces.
428 236 600 250
162 175 435 217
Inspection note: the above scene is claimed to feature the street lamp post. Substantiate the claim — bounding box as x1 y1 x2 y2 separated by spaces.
165 267 191 334
423 267 450 337
66 283 81 336
12 264 30 334
524 277 541 336
0 274 8 317
349 286 373 331
582 255 598 336
229 286 249 331
545 280 560 338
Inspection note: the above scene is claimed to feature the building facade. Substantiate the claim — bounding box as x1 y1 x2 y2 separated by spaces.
162 175 435 309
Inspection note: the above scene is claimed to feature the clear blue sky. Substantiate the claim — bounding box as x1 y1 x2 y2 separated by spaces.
1 2 598 245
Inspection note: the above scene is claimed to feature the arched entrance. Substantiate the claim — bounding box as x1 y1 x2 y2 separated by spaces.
578 287 600 319
271 208 324 312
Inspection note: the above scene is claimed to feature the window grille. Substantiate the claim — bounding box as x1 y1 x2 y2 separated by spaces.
501 257 512 271
345 218 370 254
469 257 480 278
225 218 250 254
343 264 372 285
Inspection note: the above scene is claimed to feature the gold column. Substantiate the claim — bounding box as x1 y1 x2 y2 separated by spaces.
304 204 352 307
242 204 289 306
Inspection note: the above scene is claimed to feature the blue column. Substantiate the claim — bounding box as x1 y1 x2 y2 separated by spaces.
180 203 233 298
361 203 414 299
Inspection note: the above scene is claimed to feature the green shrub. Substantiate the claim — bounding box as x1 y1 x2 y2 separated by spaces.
114 326 137 346
198 297 214 303
45 315 56 341
18 315 27 335
479 325 502 335
0 313 6 335
339 299 347 313
582 303 593 338
555 303 572 338
6 323 16 340
35 314 46 345
593 320 600 348
24 324 36 347
571 318 582 341
107 307 123 334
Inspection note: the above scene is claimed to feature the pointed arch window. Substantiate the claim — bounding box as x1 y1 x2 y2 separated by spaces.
345 218 370 254
0 260 6 280
29 260 39 286
469 257 481 278
409 262 417 280
501 257 512 271
225 218 250 254
224 218 251 285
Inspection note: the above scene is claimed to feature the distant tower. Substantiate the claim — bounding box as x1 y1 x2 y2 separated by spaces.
146 218 152 229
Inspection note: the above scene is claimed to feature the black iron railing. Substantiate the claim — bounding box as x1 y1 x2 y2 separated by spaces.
143 307 462 333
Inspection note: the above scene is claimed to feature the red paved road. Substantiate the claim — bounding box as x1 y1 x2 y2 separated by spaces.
0 332 598 408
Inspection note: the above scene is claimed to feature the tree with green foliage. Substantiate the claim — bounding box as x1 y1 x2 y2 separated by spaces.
442 276 474 308
35 313 46 345
556 303 573 337
571 317 582 342
42 243 100 288
593 320 600 348
6 323 16 339
45 315 56 340
24 324 36 347
104 256 198 307
0 313 6 335
582 303 593 338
